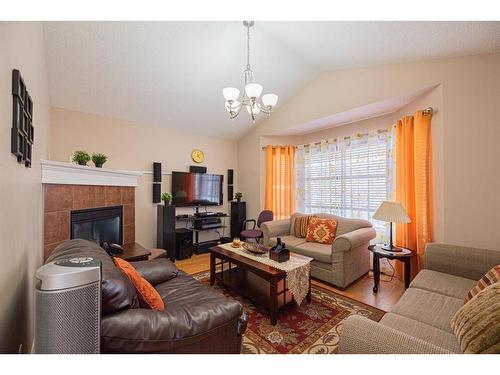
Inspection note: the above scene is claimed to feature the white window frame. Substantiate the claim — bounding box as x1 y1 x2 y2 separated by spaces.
296 129 395 242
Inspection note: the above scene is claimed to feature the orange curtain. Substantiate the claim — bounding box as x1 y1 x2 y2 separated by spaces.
395 111 432 280
265 145 296 220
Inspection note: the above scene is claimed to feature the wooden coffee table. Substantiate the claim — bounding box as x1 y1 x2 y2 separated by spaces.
209 245 312 325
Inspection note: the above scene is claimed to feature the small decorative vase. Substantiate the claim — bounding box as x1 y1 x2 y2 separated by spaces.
94 163 103 168
77 161 87 166
236 198 241 203
164 201 171 206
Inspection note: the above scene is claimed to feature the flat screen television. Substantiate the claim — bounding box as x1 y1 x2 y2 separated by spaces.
171 171 223 207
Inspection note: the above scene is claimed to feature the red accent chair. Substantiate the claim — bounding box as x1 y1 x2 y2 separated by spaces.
240 210 274 243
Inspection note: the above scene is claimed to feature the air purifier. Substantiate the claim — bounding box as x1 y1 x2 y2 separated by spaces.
34 257 101 354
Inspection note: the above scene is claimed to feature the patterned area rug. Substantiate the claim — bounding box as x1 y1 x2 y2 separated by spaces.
192 271 384 354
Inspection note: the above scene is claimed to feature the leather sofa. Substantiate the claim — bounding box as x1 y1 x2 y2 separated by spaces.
46 239 247 353
339 243 500 353
261 213 376 289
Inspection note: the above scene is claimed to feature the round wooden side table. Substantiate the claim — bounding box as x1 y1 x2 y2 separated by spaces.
368 244 416 293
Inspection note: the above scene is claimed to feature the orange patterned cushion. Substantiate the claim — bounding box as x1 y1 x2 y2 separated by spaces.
113 257 165 310
293 215 316 238
305 217 338 244
465 265 500 303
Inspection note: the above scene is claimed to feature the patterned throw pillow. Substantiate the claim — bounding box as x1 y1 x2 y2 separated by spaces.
293 215 316 238
451 282 500 353
465 265 500 303
305 217 338 244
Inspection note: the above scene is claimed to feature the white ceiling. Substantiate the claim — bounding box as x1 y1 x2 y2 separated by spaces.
43 21 500 140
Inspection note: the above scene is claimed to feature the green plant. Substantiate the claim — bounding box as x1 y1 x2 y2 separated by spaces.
161 192 173 204
91 153 108 167
72 150 91 166
235 192 243 201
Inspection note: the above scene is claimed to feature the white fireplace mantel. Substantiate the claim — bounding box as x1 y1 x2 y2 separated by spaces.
41 159 143 187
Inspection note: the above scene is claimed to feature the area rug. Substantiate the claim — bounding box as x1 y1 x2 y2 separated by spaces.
192 271 385 354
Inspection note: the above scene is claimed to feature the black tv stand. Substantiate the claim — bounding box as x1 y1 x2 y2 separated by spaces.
176 213 229 254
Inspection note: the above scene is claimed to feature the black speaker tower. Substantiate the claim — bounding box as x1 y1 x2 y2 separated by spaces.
153 184 161 204
152 162 162 203
227 169 234 201
153 162 162 182
230 201 246 238
157 204 176 261
189 165 207 174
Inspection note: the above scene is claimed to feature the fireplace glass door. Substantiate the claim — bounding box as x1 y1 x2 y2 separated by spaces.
71 206 123 245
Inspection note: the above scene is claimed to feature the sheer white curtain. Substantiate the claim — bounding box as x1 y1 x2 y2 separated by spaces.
295 128 395 243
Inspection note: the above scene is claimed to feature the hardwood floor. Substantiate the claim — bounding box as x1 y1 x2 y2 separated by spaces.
176 253 405 312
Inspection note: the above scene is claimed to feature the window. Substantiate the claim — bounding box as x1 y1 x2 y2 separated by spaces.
295 130 395 242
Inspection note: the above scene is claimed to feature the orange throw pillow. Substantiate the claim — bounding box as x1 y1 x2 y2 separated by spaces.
113 257 165 310
293 215 316 238
465 265 500 303
306 217 338 245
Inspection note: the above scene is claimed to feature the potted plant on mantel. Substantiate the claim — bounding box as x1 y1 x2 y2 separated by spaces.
92 153 108 168
72 150 91 166
161 192 173 205
234 192 243 202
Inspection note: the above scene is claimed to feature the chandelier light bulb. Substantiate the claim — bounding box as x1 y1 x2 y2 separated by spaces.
262 93 278 108
222 87 240 102
245 83 263 99
246 104 260 115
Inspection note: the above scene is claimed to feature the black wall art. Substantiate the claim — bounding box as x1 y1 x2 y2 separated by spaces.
11 69 33 168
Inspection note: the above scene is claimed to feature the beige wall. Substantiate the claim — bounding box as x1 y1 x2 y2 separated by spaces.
238 53 500 250
298 113 394 144
49 108 238 249
0 22 51 353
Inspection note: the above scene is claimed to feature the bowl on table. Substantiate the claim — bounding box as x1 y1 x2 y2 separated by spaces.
242 242 268 255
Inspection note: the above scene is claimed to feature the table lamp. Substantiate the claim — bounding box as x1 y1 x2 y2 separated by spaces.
373 201 411 251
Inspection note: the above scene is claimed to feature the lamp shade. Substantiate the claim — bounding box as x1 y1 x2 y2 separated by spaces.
262 93 278 108
222 87 240 101
245 83 263 99
373 201 411 223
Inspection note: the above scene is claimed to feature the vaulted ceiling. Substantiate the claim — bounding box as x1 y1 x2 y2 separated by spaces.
43 21 500 140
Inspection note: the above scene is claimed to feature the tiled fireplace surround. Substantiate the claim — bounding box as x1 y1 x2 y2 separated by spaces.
43 184 135 260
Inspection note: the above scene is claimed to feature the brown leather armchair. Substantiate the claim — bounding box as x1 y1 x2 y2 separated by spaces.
47 239 247 353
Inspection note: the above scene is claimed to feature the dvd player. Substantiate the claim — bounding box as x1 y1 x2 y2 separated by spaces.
194 212 216 218
193 217 222 230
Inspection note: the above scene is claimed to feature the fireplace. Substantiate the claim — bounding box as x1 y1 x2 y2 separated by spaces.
71 206 123 245
43 184 135 260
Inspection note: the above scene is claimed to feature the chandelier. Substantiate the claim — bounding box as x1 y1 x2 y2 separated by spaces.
222 21 278 122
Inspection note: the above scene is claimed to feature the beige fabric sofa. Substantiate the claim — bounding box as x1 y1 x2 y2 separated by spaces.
261 213 376 289
339 243 500 354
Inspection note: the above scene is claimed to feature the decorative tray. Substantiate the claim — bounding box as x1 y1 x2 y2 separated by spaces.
242 242 268 255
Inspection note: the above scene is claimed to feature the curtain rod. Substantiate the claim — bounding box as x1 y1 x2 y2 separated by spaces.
261 107 435 150
422 107 434 115
261 128 390 150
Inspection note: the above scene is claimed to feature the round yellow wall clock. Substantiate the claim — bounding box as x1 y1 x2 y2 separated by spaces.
191 149 205 163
